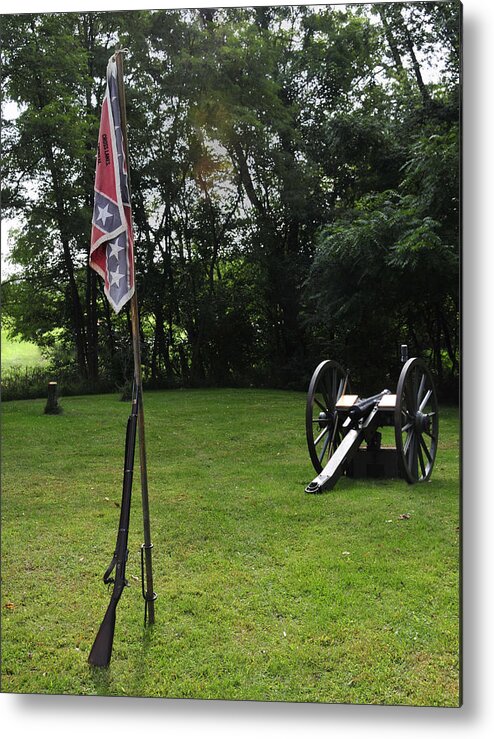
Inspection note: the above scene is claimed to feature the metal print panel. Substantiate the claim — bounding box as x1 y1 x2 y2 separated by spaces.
1 1 461 707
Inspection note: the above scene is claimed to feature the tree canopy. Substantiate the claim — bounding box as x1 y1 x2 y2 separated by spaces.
1 3 460 399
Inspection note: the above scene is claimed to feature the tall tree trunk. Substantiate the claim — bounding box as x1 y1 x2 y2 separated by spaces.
86 269 99 385
378 8 405 71
101 288 117 374
403 27 431 107
31 27 89 380
82 12 99 386
46 148 89 379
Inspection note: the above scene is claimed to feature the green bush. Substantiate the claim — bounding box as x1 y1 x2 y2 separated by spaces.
1 364 114 401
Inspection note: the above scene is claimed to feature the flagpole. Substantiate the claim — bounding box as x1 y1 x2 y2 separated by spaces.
115 50 156 625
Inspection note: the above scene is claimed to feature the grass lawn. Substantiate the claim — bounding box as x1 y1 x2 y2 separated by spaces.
1 331 46 370
1 388 460 705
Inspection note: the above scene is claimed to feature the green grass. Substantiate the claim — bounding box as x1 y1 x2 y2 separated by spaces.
1 331 46 370
1 389 460 705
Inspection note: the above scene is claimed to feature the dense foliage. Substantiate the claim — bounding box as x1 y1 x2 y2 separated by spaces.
1 3 460 398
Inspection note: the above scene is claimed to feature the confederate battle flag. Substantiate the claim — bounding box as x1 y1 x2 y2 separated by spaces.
89 55 134 313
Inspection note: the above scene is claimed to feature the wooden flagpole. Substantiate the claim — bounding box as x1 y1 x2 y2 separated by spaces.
115 50 156 625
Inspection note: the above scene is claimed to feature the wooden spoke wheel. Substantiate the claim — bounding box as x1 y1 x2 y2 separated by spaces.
306 360 350 473
394 357 439 483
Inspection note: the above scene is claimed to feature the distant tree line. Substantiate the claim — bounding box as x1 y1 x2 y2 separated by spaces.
1 3 460 399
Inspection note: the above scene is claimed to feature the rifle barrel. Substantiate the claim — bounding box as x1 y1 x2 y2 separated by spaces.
88 384 138 667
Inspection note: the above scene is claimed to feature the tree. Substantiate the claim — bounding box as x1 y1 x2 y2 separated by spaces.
303 2 460 397
1 4 460 397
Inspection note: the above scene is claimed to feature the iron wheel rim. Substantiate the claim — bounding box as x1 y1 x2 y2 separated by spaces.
306 359 350 473
394 357 439 483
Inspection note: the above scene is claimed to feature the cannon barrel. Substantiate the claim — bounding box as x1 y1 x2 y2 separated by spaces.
347 389 391 422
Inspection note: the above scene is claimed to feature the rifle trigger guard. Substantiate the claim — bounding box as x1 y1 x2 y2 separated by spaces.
102 554 117 585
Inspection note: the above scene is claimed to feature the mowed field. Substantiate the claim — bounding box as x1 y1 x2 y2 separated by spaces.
1 331 46 370
1 388 460 705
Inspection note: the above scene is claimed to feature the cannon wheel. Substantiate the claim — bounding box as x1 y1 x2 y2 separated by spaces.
394 357 439 483
306 360 351 474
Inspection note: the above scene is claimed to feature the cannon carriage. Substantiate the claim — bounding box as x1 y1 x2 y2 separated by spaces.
304 347 439 494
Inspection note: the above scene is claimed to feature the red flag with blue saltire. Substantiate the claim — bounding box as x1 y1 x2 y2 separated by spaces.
89 55 134 313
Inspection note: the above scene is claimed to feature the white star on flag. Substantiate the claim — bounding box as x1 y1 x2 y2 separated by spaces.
110 267 124 287
109 238 124 260
97 204 112 226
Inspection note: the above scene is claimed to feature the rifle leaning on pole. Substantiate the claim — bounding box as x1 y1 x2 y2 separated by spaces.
115 49 157 630
88 382 139 668
88 49 156 666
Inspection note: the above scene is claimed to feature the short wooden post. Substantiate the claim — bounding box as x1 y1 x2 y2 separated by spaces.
44 381 61 414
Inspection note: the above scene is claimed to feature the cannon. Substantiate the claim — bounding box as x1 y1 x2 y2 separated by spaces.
304 347 439 494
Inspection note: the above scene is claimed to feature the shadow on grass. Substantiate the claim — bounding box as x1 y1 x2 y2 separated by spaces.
88 664 114 695
126 623 157 698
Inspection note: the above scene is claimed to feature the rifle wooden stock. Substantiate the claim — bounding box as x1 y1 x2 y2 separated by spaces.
88 386 138 668
88 596 118 667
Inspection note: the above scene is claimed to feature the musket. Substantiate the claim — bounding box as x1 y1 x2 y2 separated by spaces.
88 381 138 667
